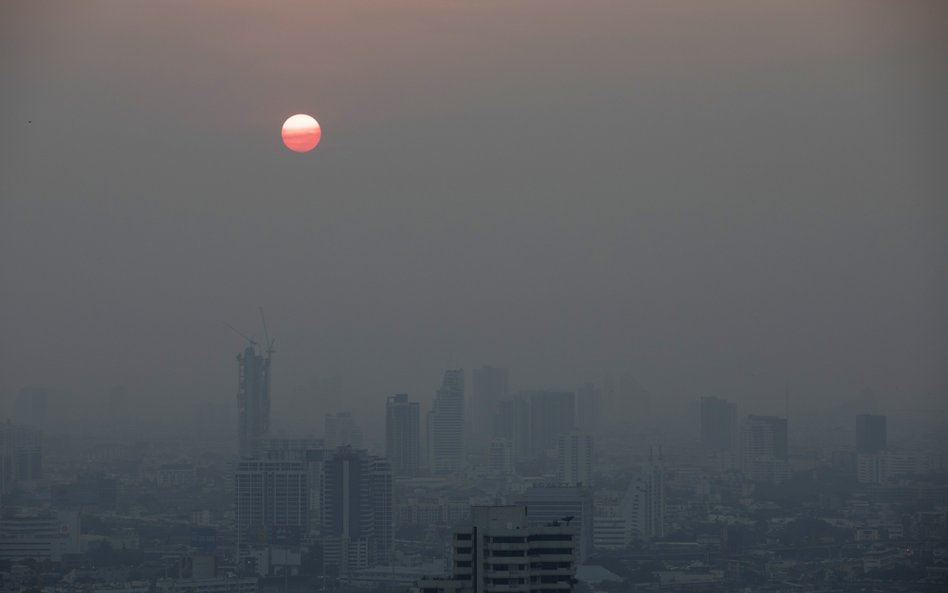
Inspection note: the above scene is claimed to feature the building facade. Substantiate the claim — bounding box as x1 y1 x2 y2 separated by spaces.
386 394 421 476
428 370 465 474
414 505 577 593
236 345 271 458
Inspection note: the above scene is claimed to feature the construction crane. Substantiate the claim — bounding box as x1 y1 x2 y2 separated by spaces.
225 322 256 352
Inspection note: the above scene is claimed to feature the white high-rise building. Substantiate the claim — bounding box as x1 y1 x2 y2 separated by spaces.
427 369 465 474
556 432 593 487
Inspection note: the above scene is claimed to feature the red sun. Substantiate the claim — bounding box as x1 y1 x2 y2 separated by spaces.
282 114 321 152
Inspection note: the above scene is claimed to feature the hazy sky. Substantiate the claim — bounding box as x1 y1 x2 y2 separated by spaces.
1 0 946 436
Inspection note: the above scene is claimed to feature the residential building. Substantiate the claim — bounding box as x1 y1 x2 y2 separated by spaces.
556 432 593 487
428 370 465 474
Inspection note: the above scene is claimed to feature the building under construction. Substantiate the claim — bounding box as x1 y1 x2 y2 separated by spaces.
236 342 272 458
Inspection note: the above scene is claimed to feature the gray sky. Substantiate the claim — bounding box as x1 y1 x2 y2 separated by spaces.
1 0 946 437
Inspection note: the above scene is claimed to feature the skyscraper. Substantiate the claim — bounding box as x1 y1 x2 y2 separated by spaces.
740 415 790 483
470 366 508 450
386 394 421 476
557 432 593 487
855 413 887 454
427 369 465 474
493 395 531 461
526 390 576 457
700 396 737 451
236 344 271 458
321 447 393 575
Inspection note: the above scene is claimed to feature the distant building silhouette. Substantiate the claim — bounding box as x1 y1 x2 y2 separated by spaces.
526 390 576 458
470 366 508 450
627 451 665 541
427 369 465 474
236 345 271 458
493 394 531 461
557 432 593 487
487 439 514 479
386 394 421 476
855 413 887 454
575 382 601 433
740 415 790 483
0 422 43 494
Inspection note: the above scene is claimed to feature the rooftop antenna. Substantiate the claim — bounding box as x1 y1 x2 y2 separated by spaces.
258 306 275 357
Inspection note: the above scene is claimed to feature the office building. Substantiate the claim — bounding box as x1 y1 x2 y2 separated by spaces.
414 505 577 593
740 415 790 484
515 484 593 562
236 344 272 458
321 447 393 575
700 396 737 451
856 414 887 454
325 412 364 450
386 394 421 476
234 460 307 544
526 390 576 458
556 432 593 487
428 369 465 474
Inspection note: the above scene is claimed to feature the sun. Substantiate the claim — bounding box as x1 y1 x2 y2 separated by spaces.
282 114 321 152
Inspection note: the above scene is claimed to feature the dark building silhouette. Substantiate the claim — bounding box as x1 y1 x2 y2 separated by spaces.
427 369 465 473
855 413 887 454
236 344 271 458
386 393 420 476
526 390 576 457
470 366 508 449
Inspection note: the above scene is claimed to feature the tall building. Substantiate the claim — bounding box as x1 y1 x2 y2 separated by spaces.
627 452 665 541
325 412 364 450
855 414 887 454
234 459 307 545
515 484 593 562
427 369 465 474
470 366 508 450
321 447 393 575
556 432 593 487
0 422 43 494
527 391 576 458
386 394 421 476
236 344 272 458
414 505 577 593
740 415 790 483
700 396 737 451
